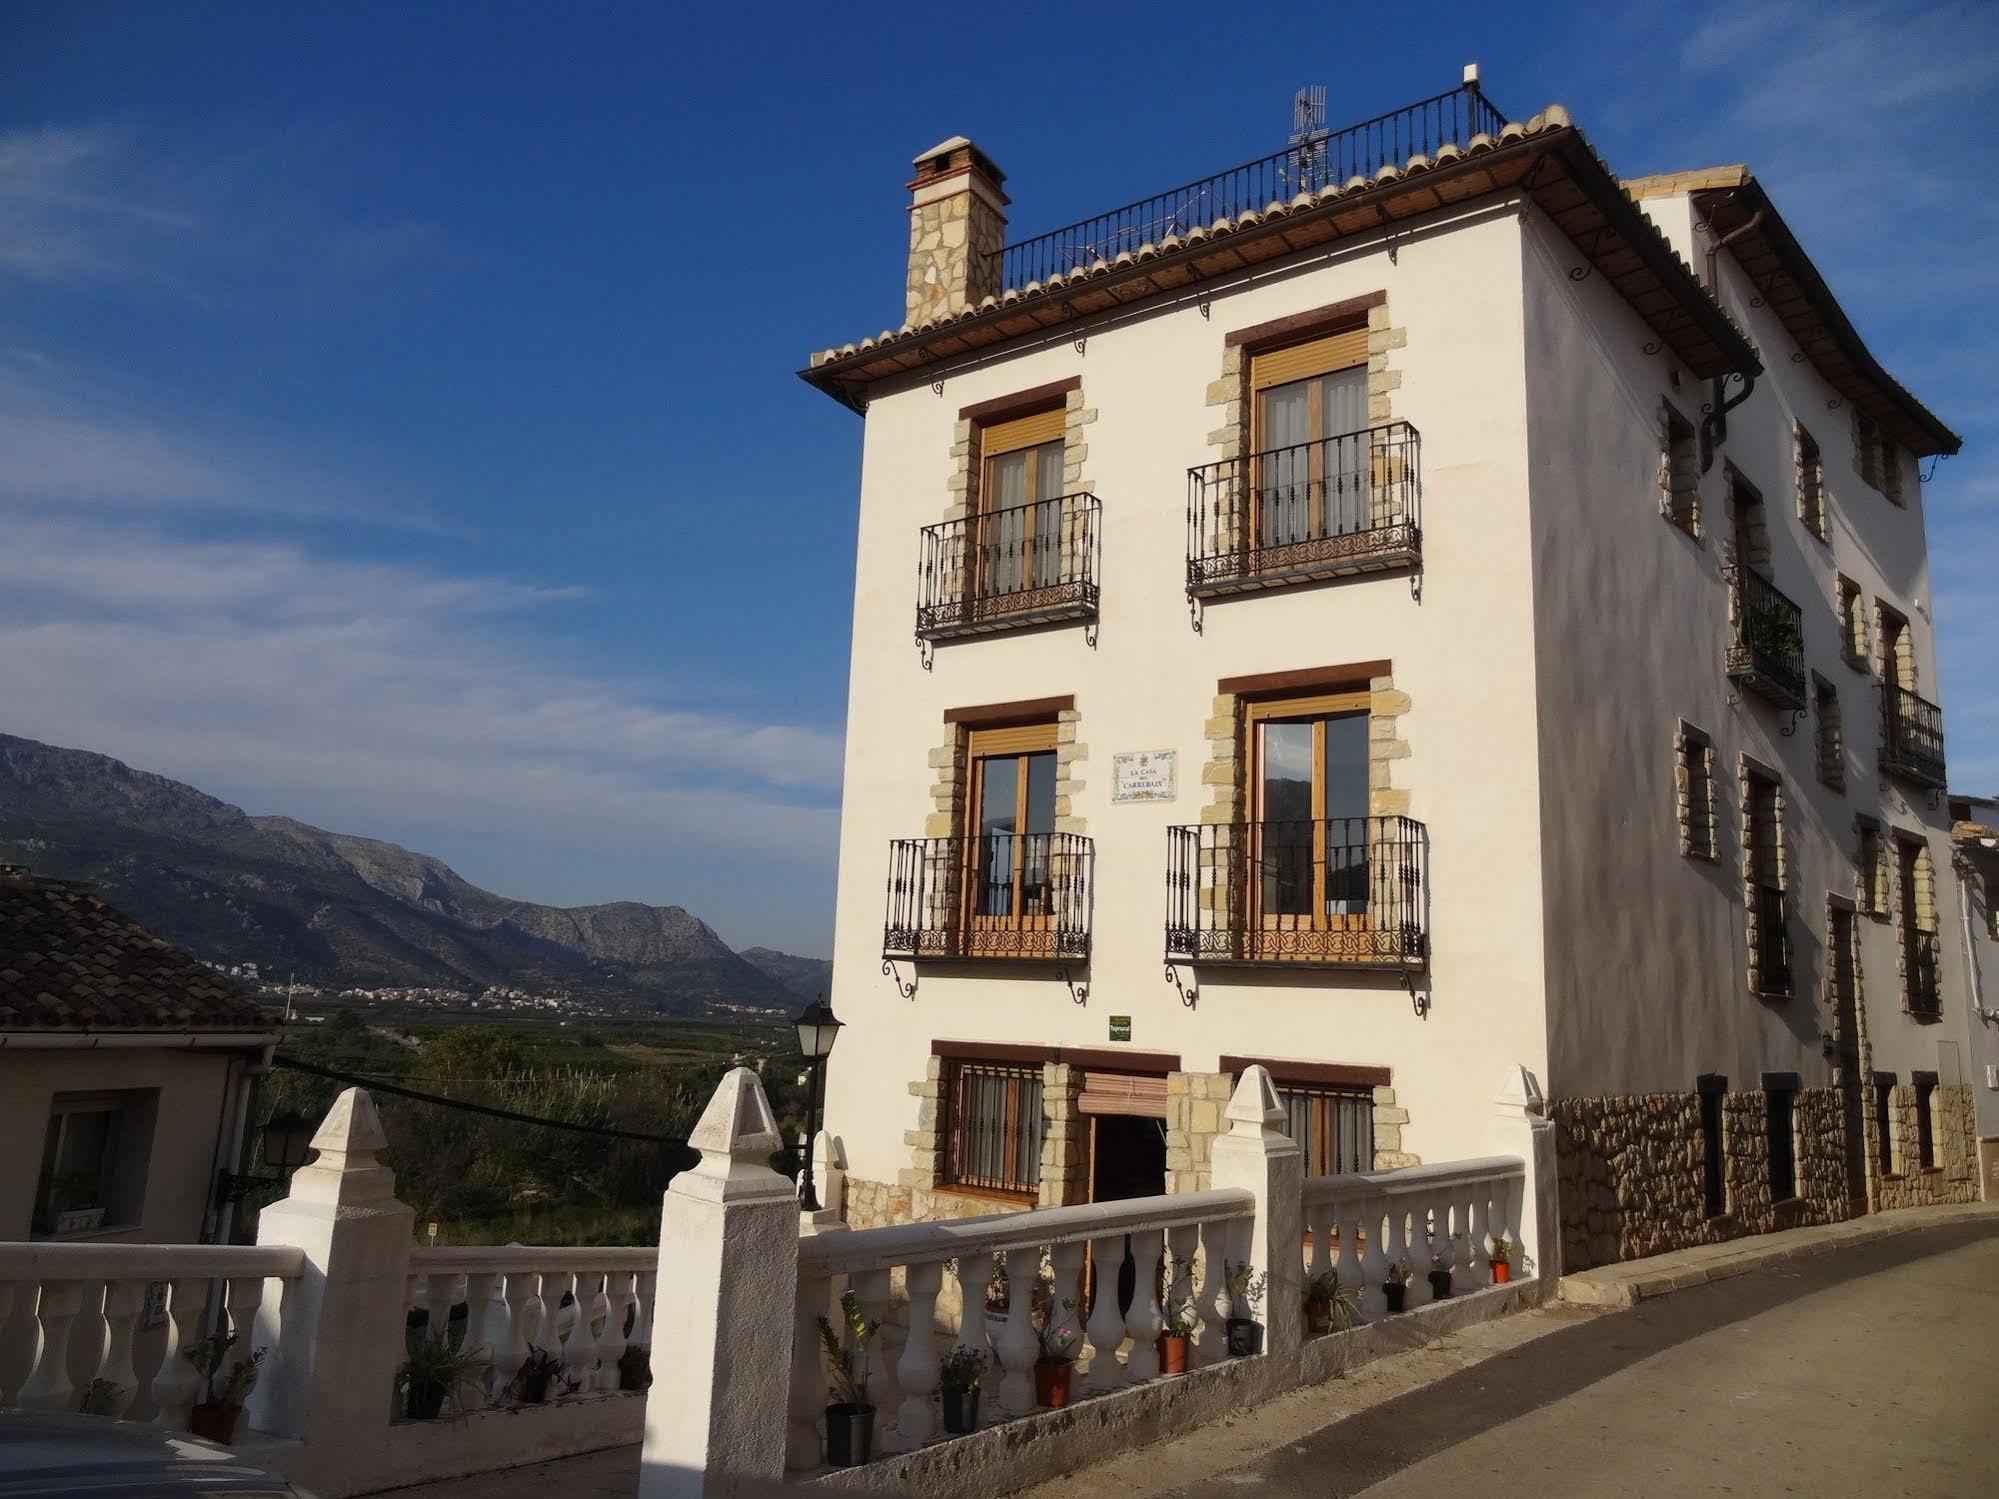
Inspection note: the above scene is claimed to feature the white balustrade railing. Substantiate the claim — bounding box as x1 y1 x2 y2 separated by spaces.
1300 1156 1526 1324
403 1246 657 1411
0 1242 305 1427
789 1187 1254 1467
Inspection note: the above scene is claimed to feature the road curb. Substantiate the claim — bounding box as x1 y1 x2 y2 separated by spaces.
1557 1201 1999 1308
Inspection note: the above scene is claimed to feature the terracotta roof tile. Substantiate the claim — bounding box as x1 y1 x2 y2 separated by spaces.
0 868 274 1033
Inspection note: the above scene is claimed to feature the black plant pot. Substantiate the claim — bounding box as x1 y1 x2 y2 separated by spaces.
941 1386 981 1435
825 1402 876 1467
1384 1282 1407 1313
516 1371 554 1404
1224 1318 1265 1358
1428 1269 1453 1300
404 1380 446 1421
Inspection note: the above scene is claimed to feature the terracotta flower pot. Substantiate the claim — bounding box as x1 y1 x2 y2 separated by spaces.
1492 1261 1511 1284
1033 1357 1074 1408
188 1402 241 1445
1159 1334 1190 1375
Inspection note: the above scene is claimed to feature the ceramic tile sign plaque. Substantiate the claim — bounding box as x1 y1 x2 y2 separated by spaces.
1112 749 1177 804
1108 1015 1132 1043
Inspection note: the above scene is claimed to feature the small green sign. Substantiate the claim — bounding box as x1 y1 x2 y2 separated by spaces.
1108 1015 1131 1043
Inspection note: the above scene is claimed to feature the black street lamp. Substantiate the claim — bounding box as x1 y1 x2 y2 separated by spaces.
215 1109 315 1205
793 998 842 1212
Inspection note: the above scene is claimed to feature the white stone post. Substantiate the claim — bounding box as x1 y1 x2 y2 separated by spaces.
1209 1065 1302 1361
1492 1065 1560 1288
809 1130 846 1222
250 1089 414 1486
639 1067 798 1499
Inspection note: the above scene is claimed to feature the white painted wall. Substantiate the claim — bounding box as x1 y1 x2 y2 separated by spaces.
0 1048 242 1243
823 202 1551 1192
1951 835 1999 1138
1523 188 1970 1099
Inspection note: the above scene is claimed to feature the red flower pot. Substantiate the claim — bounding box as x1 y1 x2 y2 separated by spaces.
1033 1357 1074 1407
1159 1334 1189 1374
1492 1261 1511 1284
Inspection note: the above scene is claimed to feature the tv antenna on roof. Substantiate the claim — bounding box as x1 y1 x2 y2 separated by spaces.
1289 85 1330 192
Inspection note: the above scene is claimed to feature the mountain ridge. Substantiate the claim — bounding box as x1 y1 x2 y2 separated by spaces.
0 732 821 1016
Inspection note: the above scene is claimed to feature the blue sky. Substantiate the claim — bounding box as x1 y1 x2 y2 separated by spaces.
2 2 1994 956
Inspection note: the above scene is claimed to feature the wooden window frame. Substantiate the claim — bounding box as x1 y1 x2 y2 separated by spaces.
962 720 1061 949
1873 1072 1899 1176
1762 1075 1798 1204
1245 327 1372 554
941 1058 1046 1198
973 406 1068 600
1912 1071 1938 1170
1244 690 1374 944
1678 722 1717 860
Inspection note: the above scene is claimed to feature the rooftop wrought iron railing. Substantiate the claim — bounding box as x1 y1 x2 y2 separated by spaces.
916 492 1100 640
1724 565 1807 709
988 85 1507 295
1188 422 1420 596
1165 816 1427 968
1880 682 1947 789
884 832 1094 962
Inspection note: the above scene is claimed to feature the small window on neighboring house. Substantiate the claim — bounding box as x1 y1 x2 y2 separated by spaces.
1676 723 1717 859
1698 1074 1727 1217
942 1059 1046 1196
1837 577 1868 669
1764 1074 1798 1202
33 1091 155 1237
1660 402 1700 536
1874 1073 1898 1175
1854 409 1902 503
1275 1083 1375 1176
1745 767 1789 997
1858 818 1890 917
1913 1072 1938 1169
1814 675 1844 791
1796 424 1827 541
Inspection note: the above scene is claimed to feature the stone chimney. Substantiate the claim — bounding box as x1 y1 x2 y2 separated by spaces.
905 136 1008 328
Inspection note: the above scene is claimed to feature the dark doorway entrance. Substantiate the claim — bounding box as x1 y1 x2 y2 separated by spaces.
1087 1114 1167 1315
1830 907 1868 1211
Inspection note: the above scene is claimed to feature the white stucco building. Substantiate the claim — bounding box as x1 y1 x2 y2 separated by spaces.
800 75 1982 1266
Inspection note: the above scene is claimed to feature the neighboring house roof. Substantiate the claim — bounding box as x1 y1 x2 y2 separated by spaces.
0 867 275 1033
1625 165 1960 458
802 106 1762 410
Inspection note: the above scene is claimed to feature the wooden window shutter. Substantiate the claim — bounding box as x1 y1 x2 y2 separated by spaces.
1250 327 1370 391
1077 1070 1169 1118
981 407 1067 454
966 722 1061 757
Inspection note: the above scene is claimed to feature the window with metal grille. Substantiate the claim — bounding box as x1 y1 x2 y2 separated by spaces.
1764 1077 1797 1203
1874 1074 1898 1175
1913 1072 1937 1170
1697 1074 1727 1218
942 1061 1045 1196
1677 723 1717 860
1796 424 1827 541
1276 1084 1375 1176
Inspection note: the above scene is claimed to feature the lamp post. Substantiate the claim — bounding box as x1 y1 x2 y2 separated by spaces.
214 1108 315 1205
793 997 842 1212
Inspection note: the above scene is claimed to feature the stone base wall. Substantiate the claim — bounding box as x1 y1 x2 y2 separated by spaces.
1553 1087 1851 1272
1164 1071 1234 1193
1876 1084 1979 1211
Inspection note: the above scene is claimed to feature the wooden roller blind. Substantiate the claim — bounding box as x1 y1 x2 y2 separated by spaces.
1078 1070 1169 1118
1250 327 1369 391
966 721 1060 757
981 406 1067 454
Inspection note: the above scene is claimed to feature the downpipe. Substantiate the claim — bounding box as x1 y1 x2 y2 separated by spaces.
1698 205 1765 474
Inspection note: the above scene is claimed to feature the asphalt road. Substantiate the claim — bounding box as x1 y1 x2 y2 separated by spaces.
1142 1218 1999 1498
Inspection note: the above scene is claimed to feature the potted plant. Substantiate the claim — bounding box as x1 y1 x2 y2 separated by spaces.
938 1345 986 1435
397 1328 488 1420
617 1343 653 1392
1223 1261 1266 1358
509 1346 575 1405
183 1333 265 1445
1489 1235 1513 1285
817 1290 880 1467
1033 1299 1082 1407
1427 1235 1460 1301
1158 1272 1196 1375
1302 1269 1363 1337
985 1259 1009 1316
1383 1260 1411 1314
44 1173 106 1235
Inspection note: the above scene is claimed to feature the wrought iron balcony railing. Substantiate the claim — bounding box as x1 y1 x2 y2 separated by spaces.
884 832 1094 962
1724 566 1807 710
1188 423 1420 597
1752 882 1791 998
1879 683 1946 789
1165 816 1427 968
917 493 1100 641
987 85 1506 295
1905 928 1942 1018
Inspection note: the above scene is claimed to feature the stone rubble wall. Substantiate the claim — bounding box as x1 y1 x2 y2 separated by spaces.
1875 1083 1979 1211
